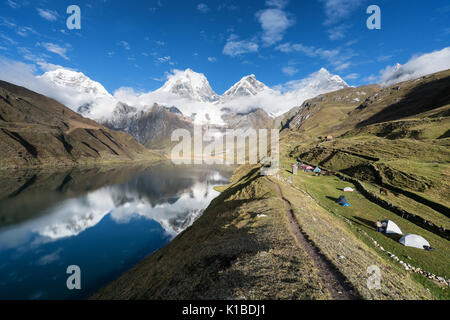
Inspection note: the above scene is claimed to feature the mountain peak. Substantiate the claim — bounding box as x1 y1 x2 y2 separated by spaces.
222 74 271 100
39 68 112 99
241 74 256 80
318 67 330 74
156 69 219 102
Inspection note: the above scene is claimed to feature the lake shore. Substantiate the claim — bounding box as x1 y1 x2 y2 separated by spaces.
92 163 437 300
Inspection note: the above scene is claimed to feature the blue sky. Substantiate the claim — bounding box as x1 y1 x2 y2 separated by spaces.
0 0 449 94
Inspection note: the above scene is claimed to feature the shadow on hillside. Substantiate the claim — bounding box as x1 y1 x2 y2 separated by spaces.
356 75 450 128
353 216 375 228
326 196 339 202
438 129 450 139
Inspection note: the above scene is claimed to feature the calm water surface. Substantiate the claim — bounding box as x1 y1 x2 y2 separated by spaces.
0 163 232 299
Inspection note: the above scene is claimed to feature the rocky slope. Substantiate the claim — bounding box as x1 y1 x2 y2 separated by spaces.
0 81 160 169
102 102 193 149
38 68 349 148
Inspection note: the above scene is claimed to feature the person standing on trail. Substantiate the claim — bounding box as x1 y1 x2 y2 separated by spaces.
375 220 383 232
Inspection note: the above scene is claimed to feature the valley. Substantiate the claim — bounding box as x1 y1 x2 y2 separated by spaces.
0 65 448 301
93 69 449 300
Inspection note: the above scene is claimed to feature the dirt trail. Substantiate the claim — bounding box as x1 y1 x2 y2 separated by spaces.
65 120 100 134
268 178 359 300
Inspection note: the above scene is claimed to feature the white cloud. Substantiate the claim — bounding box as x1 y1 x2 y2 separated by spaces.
118 41 131 50
380 47 450 86
256 7 294 46
208 57 217 63
276 43 317 56
17 26 39 37
37 248 63 266
197 3 210 14
265 0 289 9
7 0 20 9
335 62 350 71
327 24 349 40
157 56 171 63
223 35 259 57
36 61 66 72
282 66 299 76
320 0 366 25
0 17 16 28
37 42 70 60
344 73 359 80
37 8 59 21
0 32 18 45
275 42 356 71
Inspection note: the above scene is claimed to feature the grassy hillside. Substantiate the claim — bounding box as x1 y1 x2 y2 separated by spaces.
0 81 162 169
93 165 329 300
286 69 449 227
281 69 449 298
93 163 438 300
93 70 449 300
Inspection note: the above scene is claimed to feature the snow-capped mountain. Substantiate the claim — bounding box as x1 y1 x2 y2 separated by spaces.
380 63 407 86
280 68 348 95
39 69 113 99
221 74 274 101
273 68 348 114
38 68 116 118
156 68 219 103
218 68 348 118
36 67 350 146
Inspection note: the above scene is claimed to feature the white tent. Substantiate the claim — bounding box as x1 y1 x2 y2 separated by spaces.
399 234 430 249
381 220 403 235
344 187 354 192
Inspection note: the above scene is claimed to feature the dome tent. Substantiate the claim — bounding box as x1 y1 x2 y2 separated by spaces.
381 220 403 235
337 195 351 207
344 187 354 192
399 234 430 249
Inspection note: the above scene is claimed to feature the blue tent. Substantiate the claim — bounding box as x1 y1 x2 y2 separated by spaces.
337 195 351 207
313 167 321 173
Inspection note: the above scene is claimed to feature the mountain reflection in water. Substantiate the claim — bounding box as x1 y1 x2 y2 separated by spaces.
0 163 233 300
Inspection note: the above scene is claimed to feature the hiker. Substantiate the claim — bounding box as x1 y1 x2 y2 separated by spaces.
381 220 387 232
375 220 383 232
380 187 388 196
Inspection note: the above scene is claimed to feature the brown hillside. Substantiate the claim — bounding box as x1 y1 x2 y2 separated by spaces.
0 80 159 169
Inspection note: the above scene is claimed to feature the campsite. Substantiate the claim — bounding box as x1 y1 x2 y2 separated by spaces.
280 156 449 298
